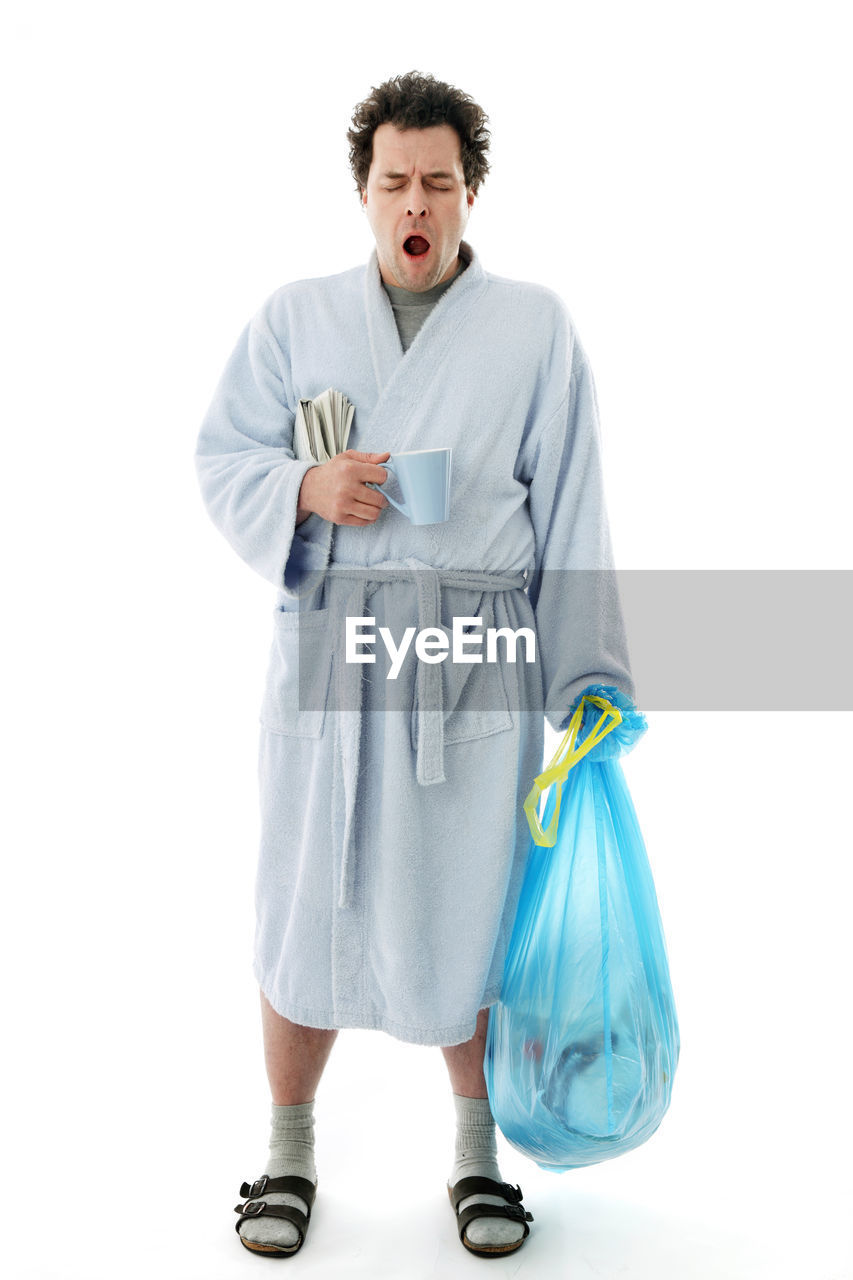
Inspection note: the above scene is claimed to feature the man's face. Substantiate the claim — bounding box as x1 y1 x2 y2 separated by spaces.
362 123 475 292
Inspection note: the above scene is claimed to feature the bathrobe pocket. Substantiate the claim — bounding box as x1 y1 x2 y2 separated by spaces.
410 592 514 748
260 606 333 738
442 630 514 745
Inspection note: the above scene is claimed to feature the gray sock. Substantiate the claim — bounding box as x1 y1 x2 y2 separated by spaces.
449 1093 527 1249
238 1100 316 1253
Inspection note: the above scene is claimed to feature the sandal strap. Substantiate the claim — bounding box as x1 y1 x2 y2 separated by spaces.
449 1177 525 1212
233 1198 309 1240
237 1174 316 1209
455 1200 533 1243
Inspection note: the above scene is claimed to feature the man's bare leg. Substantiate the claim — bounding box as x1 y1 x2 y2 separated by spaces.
440 1006 529 1253
441 1005 490 1095
237 993 338 1255
260 990 338 1103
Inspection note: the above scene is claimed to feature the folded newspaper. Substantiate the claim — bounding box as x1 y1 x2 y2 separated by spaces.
293 388 355 463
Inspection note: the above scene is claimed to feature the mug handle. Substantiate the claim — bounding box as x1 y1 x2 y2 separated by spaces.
366 462 410 519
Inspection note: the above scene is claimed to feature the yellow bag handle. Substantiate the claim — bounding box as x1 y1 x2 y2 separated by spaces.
523 695 622 847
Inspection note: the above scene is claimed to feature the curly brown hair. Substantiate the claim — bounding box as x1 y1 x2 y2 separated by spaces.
347 71 491 196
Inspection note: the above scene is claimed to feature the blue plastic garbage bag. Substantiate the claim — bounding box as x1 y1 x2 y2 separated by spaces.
485 695 679 1172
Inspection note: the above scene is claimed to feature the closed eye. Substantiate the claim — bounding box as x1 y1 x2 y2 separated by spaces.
382 182 452 192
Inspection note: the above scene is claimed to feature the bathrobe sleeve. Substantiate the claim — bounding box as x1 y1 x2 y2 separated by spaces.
194 316 333 599
523 332 639 736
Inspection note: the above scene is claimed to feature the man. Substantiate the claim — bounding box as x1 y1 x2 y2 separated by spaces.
196 71 643 1260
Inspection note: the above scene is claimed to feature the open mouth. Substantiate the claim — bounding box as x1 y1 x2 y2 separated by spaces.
403 235 431 258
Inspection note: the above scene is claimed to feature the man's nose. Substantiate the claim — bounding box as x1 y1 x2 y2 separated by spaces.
406 185 428 216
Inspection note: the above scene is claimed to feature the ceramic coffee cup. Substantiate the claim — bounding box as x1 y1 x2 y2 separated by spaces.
366 448 452 525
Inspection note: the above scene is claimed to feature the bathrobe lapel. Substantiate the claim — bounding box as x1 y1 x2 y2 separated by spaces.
362 240 488 437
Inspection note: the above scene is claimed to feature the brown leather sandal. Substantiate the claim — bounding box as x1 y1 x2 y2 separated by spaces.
447 1176 533 1257
234 1174 317 1257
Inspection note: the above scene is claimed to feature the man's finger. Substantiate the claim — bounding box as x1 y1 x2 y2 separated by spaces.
356 461 390 487
358 480 388 506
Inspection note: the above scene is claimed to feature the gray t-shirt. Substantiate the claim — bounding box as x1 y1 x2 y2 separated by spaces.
382 261 465 352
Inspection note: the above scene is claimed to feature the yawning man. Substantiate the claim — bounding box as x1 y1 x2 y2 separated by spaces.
196 70 643 1260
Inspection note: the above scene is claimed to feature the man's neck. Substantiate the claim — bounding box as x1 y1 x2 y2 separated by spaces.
382 260 464 305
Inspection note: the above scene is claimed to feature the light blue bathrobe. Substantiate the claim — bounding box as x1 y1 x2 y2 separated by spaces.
195 241 635 1046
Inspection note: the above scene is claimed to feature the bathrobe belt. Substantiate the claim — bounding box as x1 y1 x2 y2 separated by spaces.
326 559 528 908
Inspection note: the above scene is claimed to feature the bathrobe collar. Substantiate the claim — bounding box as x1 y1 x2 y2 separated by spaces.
363 240 487 400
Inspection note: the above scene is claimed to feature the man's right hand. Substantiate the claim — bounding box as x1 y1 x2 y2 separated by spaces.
296 450 391 526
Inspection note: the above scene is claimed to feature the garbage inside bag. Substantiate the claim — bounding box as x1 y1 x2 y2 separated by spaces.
485 695 679 1171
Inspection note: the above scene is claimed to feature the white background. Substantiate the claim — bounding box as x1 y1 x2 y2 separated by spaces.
2 2 851 1277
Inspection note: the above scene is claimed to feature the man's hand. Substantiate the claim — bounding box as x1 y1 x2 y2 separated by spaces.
296 450 391 526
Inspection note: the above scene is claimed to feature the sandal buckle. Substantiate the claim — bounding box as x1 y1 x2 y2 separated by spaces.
249 1176 269 1198
241 1199 266 1217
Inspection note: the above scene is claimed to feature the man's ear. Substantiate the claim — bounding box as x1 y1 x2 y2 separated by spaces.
466 186 477 210
361 187 368 209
